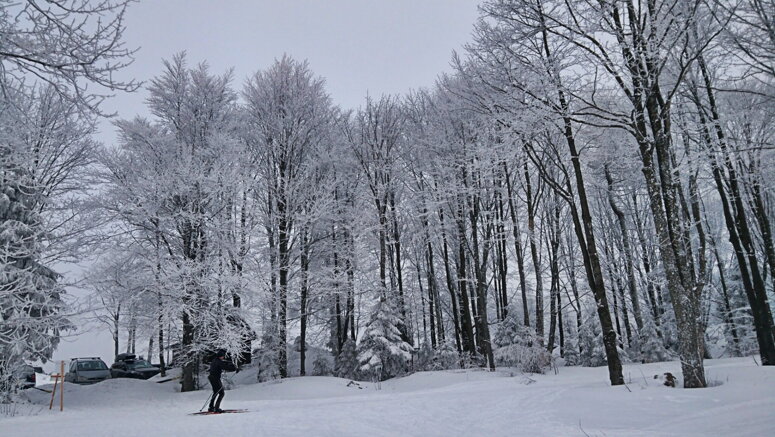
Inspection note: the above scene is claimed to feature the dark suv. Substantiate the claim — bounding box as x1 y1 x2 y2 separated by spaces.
65 357 111 384
110 353 160 380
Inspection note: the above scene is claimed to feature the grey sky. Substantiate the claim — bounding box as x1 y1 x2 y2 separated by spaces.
96 0 480 145
58 0 480 368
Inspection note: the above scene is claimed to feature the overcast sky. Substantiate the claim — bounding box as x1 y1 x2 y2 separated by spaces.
95 0 480 145
56 0 481 368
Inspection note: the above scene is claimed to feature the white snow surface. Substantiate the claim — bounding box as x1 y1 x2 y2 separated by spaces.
2 357 772 436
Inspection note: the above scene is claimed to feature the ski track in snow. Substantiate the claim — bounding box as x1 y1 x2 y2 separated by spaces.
2 357 772 437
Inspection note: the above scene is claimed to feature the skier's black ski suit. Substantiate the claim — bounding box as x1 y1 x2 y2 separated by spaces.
208 355 237 411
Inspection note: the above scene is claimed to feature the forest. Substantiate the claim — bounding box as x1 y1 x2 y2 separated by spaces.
1 0 774 401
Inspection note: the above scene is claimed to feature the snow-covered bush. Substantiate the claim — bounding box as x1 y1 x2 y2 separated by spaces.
492 305 525 348
415 340 459 371
414 342 434 371
493 325 552 373
431 341 461 370
492 306 552 373
312 354 333 376
562 336 581 366
334 339 358 379
357 298 413 381
578 317 607 367
639 318 671 363
255 329 281 382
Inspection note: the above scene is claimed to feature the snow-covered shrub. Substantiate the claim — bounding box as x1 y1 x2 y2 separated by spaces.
357 298 413 381
459 351 485 369
429 341 460 370
414 342 435 371
494 343 552 374
414 341 460 371
413 341 459 371
639 318 671 363
578 317 606 367
255 329 280 382
492 306 552 373
428 341 460 371
334 339 358 379
492 305 525 348
312 354 333 376
561 336 580 366
710 269 759 358
492 325 552 374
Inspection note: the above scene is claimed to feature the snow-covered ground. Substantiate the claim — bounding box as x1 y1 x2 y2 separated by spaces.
2 357 772 436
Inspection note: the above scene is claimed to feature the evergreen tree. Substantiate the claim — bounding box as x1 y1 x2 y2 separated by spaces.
579 317 607 367
639 318 671 363
492 306 551 373
357 297 413 381
334 339 358 379
0 112 71 399
416 340 459 371
256 327 281 382
311 354 333 376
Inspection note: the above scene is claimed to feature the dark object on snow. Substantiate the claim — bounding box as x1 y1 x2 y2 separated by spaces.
663 372 676 387
190 409 248 416
208 355 238 411
346 380 364 389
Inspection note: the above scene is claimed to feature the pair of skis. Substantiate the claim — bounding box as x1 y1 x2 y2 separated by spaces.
190 408 248 416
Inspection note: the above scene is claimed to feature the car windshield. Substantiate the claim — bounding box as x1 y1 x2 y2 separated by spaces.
77 361 108 371
127 360 152 369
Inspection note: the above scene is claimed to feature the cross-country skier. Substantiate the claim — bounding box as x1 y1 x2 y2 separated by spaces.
208 349 238 413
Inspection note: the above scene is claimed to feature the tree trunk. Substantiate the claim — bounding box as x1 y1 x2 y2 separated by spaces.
605 165 644 335
535 2 623 384
300 227 310 376
524 161 544 343
455 189 476 354
467 169 495 370
181 310 195 392
439 204 463 353
503 161 530 327
632 194 664 336
547 198 561 353
113 304 120 360
277 210 290 378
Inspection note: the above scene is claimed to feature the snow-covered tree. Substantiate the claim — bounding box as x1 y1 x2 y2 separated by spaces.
100 53 247 391
0 132 71 397
243 56 336 378
1 1 135 399
492 306 551 373
334 338 358 379
357 297 413 381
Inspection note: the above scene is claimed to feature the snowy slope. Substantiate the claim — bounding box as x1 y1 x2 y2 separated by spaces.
2 357 772 437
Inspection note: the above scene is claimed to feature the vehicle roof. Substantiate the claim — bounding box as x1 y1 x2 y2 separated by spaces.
70 357 105 361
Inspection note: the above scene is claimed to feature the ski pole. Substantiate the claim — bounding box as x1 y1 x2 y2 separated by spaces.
199 392 214 412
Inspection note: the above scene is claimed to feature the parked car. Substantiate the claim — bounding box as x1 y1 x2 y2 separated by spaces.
111 354 160 380
12 364 43 389
65 357 111 384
